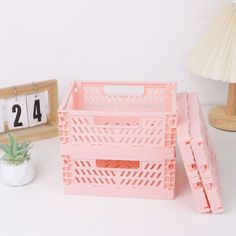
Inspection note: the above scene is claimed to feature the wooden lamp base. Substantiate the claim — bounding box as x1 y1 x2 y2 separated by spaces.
208 83 236 132
209 106 236 131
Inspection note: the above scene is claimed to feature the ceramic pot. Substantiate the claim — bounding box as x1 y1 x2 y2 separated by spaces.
0 159 35 186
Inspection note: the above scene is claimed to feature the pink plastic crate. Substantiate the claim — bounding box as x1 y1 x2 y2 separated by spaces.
58 81 177 199
61 151 176 199
177 93 223 214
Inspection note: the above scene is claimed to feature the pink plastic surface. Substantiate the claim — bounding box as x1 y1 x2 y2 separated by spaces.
58 81 177 199
62 153 176 199
58 81 177 148
177 93 224 214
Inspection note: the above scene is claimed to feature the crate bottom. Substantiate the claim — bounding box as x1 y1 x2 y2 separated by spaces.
64 185 175 200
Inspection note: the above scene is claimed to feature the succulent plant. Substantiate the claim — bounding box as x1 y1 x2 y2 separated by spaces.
0 133 32 165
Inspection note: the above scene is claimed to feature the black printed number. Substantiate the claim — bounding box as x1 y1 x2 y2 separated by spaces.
33 99 42 122
12 104 23 127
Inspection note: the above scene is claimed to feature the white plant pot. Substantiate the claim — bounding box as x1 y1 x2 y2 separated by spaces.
0 159 35 187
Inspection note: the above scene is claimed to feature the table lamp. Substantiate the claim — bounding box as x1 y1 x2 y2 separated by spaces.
187 2 236 131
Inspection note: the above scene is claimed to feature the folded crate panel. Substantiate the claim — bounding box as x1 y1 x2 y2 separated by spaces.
177 93 210 213
188 93 223 214
58 81 177 199
177 92 223 214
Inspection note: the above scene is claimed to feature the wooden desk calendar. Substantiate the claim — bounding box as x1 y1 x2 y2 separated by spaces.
0 80 59 143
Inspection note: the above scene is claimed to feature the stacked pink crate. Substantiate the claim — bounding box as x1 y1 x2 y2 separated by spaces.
58 81 177 199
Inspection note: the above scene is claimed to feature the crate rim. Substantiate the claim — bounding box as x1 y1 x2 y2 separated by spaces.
59 80 177 115
71 80 177 86
58 108 177 117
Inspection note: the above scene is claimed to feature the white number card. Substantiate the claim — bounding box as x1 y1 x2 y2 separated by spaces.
6 96 29 130
26 92 47 127
0 100 5 133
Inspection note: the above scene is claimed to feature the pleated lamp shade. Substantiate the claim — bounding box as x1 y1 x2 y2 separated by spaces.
187 2 236 131
187 2 236 83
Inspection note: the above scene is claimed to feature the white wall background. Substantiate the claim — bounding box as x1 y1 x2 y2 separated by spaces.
0 0 231 105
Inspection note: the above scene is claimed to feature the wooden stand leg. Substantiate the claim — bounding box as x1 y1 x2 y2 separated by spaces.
208 83 236 131
226 83 236 115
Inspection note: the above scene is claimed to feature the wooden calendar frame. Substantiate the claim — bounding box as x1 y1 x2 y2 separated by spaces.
0 79 59 143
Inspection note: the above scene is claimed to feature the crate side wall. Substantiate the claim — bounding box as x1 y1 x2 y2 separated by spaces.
61 147 176 199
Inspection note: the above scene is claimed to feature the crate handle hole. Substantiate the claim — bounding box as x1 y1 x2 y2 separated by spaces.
103 85 145 96
96 160 140 169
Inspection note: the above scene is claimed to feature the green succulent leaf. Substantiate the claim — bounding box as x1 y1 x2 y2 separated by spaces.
16 154 24 160
8 133 15 145
2 152 13 160
0 144 11 154
8 133 17 155
15 149 25 156
0 134 32 165
19 142 30 149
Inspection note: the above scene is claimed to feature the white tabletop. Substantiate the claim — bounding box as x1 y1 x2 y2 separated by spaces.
0 108 235 236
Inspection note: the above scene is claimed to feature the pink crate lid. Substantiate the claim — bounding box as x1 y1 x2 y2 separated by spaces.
177 93 224 214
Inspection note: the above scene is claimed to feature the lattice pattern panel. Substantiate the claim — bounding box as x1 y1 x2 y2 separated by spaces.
62 155 73 185
58 112 71 144
118 162 163 188
165 115 177 147
164 159 176 190
62 157 176 190
66 116 177 147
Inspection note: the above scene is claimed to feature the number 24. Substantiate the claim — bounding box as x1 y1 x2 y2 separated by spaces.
13 99 43 127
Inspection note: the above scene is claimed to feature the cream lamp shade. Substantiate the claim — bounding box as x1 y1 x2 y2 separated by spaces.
187 2 236 131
